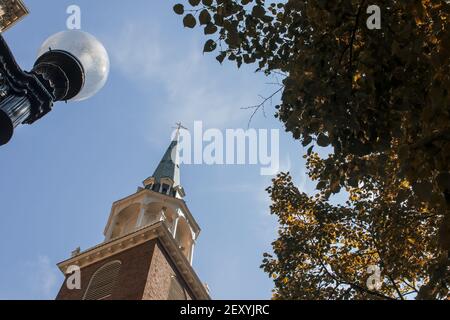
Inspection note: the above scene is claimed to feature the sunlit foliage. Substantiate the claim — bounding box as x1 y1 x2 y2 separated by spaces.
174 0 450 299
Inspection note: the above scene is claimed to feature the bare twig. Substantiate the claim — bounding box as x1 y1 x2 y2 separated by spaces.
242 86 283 128
401 280 419 293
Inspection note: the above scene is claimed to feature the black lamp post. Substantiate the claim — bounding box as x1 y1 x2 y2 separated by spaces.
0 30 109 145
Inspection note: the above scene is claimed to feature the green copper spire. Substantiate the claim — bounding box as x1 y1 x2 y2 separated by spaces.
152 135 180 187
143 124 186 198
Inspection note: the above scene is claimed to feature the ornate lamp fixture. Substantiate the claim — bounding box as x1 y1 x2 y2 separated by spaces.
0 29 109 145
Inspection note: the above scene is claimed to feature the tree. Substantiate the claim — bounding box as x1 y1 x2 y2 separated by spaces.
262 161 445 299
174 0 450 299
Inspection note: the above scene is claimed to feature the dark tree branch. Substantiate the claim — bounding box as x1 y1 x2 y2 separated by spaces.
348 0 366 69
318 259 395 300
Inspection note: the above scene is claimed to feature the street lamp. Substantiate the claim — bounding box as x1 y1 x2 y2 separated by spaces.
0 30 109 145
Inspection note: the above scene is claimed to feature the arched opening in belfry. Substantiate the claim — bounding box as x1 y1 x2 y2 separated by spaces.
175 217 193 261
110 203 140 239
142 202 176 231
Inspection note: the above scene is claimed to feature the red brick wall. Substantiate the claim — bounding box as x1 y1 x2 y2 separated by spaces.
56 240 156 300
142 241 193 300
56 239 196 300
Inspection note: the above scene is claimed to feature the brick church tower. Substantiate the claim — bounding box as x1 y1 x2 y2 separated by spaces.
56 128 210 300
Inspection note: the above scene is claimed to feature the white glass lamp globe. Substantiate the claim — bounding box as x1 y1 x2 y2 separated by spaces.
37 30 110 101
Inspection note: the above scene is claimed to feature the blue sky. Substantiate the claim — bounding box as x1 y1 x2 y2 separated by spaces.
0 0 317 299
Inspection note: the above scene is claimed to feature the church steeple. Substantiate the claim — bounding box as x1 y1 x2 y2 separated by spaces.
151 137 180 186
143 124 186 198
55 125 209 300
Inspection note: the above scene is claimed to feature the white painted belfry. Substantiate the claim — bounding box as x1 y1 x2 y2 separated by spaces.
101 128 201 263
104 213 117 241
158 207 167 223
190 240 196 265
135 204 146 228
173 216 180 238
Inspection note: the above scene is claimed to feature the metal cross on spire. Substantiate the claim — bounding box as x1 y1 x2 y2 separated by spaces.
173 122 188 138
174 121 188 131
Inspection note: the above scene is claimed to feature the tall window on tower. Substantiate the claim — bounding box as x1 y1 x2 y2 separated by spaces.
83 261 122 300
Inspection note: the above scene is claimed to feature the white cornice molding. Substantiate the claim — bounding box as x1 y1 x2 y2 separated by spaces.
58 222 210 300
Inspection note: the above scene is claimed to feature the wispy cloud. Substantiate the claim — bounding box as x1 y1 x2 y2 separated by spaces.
107 22 266 130
25 255 59 300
